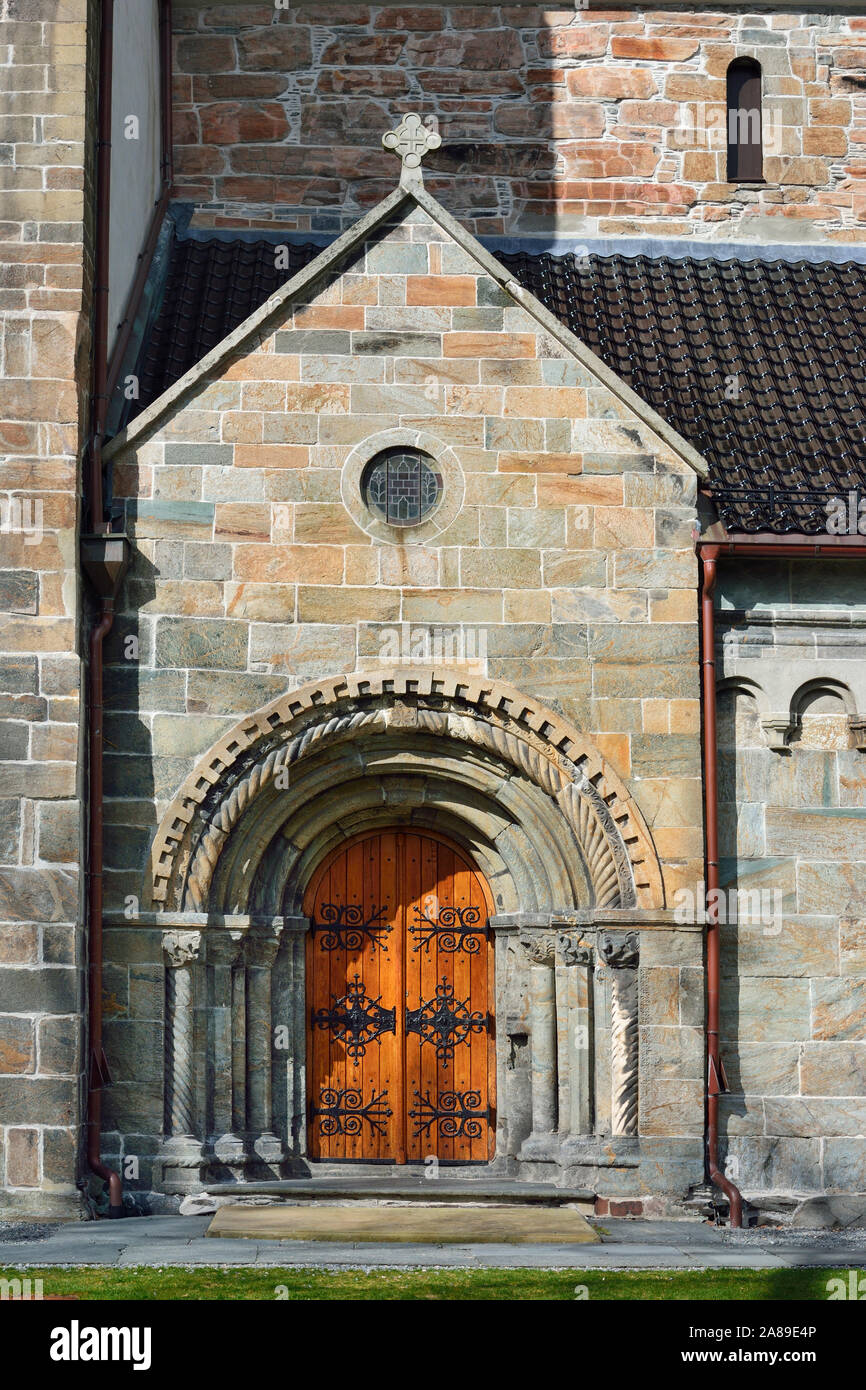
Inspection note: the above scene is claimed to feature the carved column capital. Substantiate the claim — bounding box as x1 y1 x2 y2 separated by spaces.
598 930 639 969
522 930 595 967
522 932 557 966
162 929 203 969
206 929 245 968
849 715 866 752
245 925 283 969
557 932 593 966
760 713 793 752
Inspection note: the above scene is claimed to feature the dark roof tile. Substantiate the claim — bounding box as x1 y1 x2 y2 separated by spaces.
126 233 866 533
500 251 866 532
131 237 322 419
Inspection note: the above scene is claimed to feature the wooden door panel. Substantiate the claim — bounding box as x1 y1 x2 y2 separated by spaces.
305 831 494 1164
306 834 401 1162
404 837 493 1164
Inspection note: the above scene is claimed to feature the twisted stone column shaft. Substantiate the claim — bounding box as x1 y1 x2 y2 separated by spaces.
530 964 558 1135
244 930 283 1165
599 933 640 1139
247 961 274 1134
164 945 199 1138
609 968 639 1136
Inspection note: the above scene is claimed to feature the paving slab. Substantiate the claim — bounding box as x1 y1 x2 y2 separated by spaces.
1 1242 128 1266
207 1203 600 1245
1 1215 865 1271
115 1241 262 1267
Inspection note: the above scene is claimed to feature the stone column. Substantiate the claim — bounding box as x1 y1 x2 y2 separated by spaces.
557 933 594 1140
158 929 205 1193
270 916 309 1162
245 925 284 1172
207 929 245 1176
599 932 640 1138
520 935 559 1159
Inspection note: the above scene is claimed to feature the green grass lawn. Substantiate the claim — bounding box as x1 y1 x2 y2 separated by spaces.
1 1266 852 1300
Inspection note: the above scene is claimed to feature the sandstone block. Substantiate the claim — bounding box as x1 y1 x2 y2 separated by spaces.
6 1126 38 1186
460 547 541 589
297 585 400 623
0 1014 34 1075
155 618 248 671
233 544 343 585
37 1014 79 1077
812 978 866 1042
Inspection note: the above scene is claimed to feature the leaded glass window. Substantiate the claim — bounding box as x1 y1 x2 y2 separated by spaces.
363 449 443 528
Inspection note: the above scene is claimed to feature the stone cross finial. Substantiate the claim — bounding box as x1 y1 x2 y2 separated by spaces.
382 113 442 187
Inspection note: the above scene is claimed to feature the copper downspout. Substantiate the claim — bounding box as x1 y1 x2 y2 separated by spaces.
699 546 742 1227
84 0 122 1216
87 602 122 1215
85 0 172 1218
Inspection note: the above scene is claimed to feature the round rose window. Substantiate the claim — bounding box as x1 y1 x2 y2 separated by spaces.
362 448 443 528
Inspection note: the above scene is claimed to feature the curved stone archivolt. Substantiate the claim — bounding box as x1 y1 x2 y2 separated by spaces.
148 670 665 915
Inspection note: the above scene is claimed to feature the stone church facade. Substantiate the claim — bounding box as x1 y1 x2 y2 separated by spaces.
1 1 866 1221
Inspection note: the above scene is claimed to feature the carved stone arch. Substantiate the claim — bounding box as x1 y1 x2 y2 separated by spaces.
147 669 665 913
790 676 857 722
790 676 859 751
716 674 775 748
220 754 593 917
716 674 769 715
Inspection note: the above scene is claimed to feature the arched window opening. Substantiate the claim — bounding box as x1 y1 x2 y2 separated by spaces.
726 58 763 183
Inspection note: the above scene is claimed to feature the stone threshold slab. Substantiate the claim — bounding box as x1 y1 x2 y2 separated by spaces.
206 1204 600 1245
205 1179 595 1206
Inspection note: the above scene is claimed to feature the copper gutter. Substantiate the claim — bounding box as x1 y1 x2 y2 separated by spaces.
698 530 866 1228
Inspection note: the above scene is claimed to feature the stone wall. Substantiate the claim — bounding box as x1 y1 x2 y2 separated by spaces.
717 559 866 1198
171 4 866 244
0 0 96 1218
101 200 704 1199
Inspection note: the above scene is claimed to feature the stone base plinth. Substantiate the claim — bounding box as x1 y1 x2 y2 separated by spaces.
154 1135 208 1194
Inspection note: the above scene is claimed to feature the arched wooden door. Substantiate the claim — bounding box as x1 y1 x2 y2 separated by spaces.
304 830 495 1164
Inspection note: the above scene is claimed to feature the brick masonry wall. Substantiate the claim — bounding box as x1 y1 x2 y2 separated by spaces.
102 204 704 1182
0 0 96 1217
171 5 866 243
717 560 866 1196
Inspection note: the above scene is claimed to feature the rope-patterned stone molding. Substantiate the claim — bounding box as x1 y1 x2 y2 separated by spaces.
147 670 665 914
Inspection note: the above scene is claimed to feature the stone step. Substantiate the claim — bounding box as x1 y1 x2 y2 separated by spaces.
205 1177 596 1209
206 1202 600 1244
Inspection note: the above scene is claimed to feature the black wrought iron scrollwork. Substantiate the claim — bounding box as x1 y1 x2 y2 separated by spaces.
409 1089 489 1139
312 974 396 1061
311 903 391 952
311 1086 393 1137
405 977 487 1067
409 904 487 954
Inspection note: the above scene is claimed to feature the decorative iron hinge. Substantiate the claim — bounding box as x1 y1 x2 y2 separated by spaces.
405 978 487 1067
311 1086 393 1138
312 974 396 1062
311 903 391 952
409 904 487 955
409 1089 489 1139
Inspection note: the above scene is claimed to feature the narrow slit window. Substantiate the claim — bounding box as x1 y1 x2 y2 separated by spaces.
727 58 763 183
